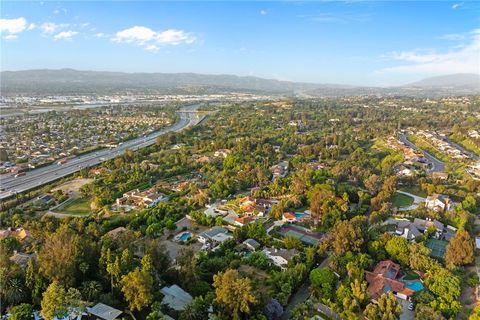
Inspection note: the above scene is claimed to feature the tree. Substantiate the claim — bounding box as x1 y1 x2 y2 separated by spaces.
213 269 258 320
363 292 402 320
309 267 336 300
41 281 66 320
38 227 83 287
80 281 103 301
264 299 283 320
425 267 461 317
121 267 154 311
414 304 445 320
180 296 211 320
385 237 410 266
331 220 364 256
445 229 474 268
9 303 33 320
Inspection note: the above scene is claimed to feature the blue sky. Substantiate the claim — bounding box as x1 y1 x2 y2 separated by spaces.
1 1 479 86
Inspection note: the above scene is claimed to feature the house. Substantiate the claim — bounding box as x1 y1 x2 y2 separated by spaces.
0 228 32 241
10 252 37 268
198 227 229 244
425 194 453 212
160 284 193 311
243 238 261 251
34 194 55 206
387 218 451 241
87 303 123 320
282 212 296 224
432 172 449 181
263 248 298 270
365 260 417 301
413 218 445 239
115 188 167 209
106 227 127 239
235 216 254 227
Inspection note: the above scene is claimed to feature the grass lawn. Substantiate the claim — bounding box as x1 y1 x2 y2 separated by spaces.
399 185 427 198
391 192 414 208
58 198 91 216
403 270 420 280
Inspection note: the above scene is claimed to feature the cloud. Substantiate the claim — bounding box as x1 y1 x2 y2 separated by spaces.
94 32 106 38
260 10 267 15
40 22 59 34
0 17 28 34
3 34 18 40
452 2 463 9
439 33 465 41
112 25 195 51
380 29 480 75
53 30 78 41
145 44 159 53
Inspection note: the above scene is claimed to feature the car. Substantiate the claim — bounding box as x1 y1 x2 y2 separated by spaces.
408 303 415 311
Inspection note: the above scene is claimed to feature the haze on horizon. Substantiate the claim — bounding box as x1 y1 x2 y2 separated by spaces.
1 0 479 86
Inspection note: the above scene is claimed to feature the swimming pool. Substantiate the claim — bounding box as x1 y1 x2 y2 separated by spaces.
178 232 191 241
295 212 305 220
405 281 424 291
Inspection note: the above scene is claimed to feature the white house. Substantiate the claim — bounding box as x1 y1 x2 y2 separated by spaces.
425 194 453 212
263 248 298 270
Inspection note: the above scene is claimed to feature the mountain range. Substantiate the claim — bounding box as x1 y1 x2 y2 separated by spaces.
1 69 479 97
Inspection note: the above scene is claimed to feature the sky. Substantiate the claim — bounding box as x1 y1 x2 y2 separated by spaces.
1 1 479 86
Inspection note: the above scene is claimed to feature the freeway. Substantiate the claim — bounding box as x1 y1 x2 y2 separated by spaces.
398 132 445 173
0 104 205 201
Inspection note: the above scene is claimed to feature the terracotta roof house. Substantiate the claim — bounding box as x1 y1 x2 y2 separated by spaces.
282 212 296 223
365 260 417 301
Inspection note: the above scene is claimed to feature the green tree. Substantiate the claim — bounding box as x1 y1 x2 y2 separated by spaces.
180 296 211 320
309 267 337 300
121 267 154 311
363 292 402 320
444 229 475 269
9 303 33 320
213 269 258 320
41 281 66 320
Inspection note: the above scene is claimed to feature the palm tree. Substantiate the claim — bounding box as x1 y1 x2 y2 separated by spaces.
5 277 27 306
80 281 102 302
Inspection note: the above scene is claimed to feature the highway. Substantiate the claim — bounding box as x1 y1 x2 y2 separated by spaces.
0 104 204 201
398 132 445 172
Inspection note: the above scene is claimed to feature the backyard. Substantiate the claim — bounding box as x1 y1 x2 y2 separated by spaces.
391 192 414 208
56 197 92 216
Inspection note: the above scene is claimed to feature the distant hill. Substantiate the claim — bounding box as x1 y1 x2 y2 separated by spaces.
1 69 478 96
405 73 480 89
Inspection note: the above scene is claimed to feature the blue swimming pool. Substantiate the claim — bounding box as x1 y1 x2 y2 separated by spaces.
179 232 191 241
405 281 424 291
295 212 305 219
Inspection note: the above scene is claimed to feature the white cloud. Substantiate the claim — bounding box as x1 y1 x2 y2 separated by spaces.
380 29 480 75
112 25 195 51
452 2 463 9
53 30 78 41
113 26 157 44
260 10 267 15
40 22 59 34
3 34 18 40
156 29 195 45
439 33 465 41
145 44 159 53
94 32 106 38
0 17 28 34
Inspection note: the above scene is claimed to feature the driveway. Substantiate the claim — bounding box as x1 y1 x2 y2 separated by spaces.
398 299 414 320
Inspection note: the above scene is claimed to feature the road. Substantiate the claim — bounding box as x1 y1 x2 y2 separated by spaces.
398 133 445 172
444 137 480 161
0 104 204 201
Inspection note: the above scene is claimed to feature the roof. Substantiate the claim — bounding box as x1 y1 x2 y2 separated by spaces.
372 260 401 280
365 272 407 300
107 227 127 238
283 212 296 220
235 216 254 225
200 227 228 240
160 285 193 311
87 303 122 320
243 238 261 249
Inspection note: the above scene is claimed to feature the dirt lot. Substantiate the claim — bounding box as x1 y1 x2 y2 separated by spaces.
52 178 92 194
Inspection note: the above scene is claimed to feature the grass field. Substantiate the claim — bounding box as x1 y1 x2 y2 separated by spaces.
391 192 414 208
399 186 427 198
58 198 91 216
403 270 420 280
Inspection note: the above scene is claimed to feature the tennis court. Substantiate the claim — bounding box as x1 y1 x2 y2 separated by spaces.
278 224 324 246
427 239 447 258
